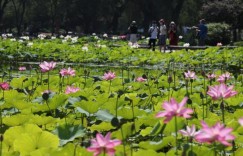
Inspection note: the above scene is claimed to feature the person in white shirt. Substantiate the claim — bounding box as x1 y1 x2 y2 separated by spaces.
148 21 159 51
158 19 167 52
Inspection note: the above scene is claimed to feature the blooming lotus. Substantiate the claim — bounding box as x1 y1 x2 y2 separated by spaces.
0 82 10 90
156 97 193 123
195 121 235 146
207 83 237 100
217 72 231 83
87 132 121 156
60 67 75 77
103 71 116 81
18 66 26 71
39 61 56 72
179 125 200 138
206 73 216 80
238 118 243 126
184 71 196 80
65 86 80 94
136 77 146 82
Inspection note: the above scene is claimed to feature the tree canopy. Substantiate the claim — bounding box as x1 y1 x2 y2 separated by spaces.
0 0 242 37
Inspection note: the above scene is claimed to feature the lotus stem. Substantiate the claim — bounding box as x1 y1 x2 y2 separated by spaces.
48 71 50 91
115 95 119 118
120 126 126 155
175 116 178 155
221 100 225 124
108 80 111 94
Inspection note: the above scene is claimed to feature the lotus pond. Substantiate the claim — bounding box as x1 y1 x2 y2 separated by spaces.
0 35 243 156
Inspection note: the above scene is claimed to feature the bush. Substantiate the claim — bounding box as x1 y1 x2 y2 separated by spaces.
234 41 243 46
206 23 231 46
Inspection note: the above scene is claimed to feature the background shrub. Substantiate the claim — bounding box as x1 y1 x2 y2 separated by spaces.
206 23 231 46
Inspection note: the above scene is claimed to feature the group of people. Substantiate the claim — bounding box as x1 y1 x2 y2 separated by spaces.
128 19 208 52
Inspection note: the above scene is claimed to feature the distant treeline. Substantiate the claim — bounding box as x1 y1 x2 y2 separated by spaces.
0 0 242 40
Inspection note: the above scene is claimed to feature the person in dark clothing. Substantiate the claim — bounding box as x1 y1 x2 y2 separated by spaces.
128 21 138 44
197 19 208 46
168 21 178 46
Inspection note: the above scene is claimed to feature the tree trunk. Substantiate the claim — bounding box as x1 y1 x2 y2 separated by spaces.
171 0 186 24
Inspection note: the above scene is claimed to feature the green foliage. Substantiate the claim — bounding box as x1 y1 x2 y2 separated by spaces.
206 23 231 45
3 124 59 155
53 124 86 146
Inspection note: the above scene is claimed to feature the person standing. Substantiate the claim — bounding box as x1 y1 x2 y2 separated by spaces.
148 21 159 51
128 21 138 44
168 21 178 46
197 19 208 46
158 19 167 52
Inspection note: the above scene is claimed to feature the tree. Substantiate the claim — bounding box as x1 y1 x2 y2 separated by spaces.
201 0 243 41
11 0 29 35
0 0 10 32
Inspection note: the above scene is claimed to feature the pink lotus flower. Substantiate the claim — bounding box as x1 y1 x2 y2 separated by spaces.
184 71 196 80
179 125 200 138
136 77 146 82
65 86 80 94
206 73 216 80
103 71 116 81
39 61 56 72
60 67 76 77
217 72 231 83
195 121 235 146
207 83 237 100
87 132 121 156
238 118 243 126
156 97 193 123
0 82 10 90
18 66 26 71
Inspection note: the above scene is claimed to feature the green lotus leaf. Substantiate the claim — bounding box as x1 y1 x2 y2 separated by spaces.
11 101 32 110
235 148 243 156
50 143 92 156
112 122 133 140
140 127 153 137
95 109 114 122
4 90 26 106
75 101 99 114
53 124 85 146
150 121 166 136
14 131 59 155
139 136 174 151
90 121 116 132
186 145 215 156
117 106 147 119
4 124 59 155
11 76 28 89
134 149 165 156
3 114 30 126
28 115 59 126
48 94 68 109
163 117 185 135
123 93 140 106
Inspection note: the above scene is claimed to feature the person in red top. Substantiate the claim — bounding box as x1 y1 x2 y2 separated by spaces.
168 21 178 45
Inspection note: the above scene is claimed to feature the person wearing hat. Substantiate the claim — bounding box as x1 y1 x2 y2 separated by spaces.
168 21 178 46
128 21 138 44
158 19 167 52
